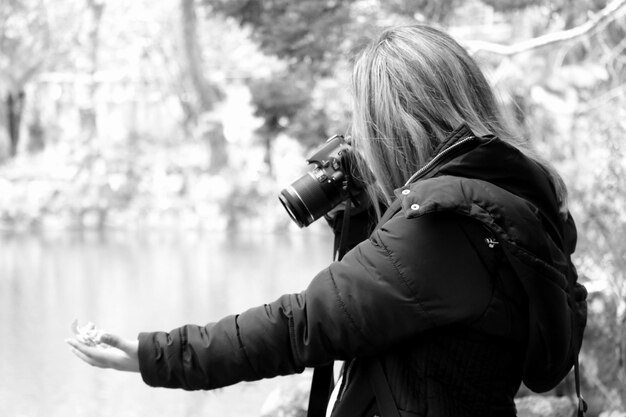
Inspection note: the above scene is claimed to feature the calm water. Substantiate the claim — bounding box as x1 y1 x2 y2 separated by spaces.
0 230 333 417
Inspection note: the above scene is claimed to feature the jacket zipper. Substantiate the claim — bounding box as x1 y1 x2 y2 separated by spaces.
404 135 476 186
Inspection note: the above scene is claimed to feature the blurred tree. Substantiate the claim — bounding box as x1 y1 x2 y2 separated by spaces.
205 0 357 73
204 0 380 168
465 0 626 56
480 0 545 12
198 1 394 171
248 70 312 175
81 0 105 142
380 0 463 23
181 0 223 113
180 0 228 173
0 0 81 158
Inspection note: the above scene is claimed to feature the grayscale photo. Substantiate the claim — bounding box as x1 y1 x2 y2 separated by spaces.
1 0 625 416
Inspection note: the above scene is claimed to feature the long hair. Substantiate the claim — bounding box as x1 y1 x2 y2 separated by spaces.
350 25 567 214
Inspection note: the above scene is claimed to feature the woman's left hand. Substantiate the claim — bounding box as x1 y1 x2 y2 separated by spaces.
66 333 140 373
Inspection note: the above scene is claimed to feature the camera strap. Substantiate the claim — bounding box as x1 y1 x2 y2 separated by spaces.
307 362 335 417
573 309 587 417
307 191 354 417
336 194 353 261
367 359 402 417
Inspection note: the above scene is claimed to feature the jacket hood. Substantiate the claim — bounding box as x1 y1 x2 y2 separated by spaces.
393 125 586 392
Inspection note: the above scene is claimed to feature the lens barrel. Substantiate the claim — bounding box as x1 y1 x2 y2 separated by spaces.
279 134 351 228
279 170 344 228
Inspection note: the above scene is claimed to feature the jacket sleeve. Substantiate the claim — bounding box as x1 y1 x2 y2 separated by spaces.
137 212 494 390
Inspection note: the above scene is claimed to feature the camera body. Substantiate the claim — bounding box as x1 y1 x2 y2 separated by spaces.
279 135 355 228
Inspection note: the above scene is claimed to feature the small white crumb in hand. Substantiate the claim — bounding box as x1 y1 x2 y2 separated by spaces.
71 319 107 347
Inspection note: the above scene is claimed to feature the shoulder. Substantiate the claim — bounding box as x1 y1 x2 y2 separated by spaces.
373 207 498 282
395 175 532 222
391 175 554 257
374 174 507 263
363 208 497 322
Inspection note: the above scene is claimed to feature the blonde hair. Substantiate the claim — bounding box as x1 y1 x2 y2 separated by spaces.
350 25 566 213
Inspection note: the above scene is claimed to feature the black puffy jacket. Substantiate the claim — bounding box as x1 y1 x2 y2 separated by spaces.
137 125 586 416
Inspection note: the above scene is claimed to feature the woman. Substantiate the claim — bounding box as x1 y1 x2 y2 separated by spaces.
67 25 587 416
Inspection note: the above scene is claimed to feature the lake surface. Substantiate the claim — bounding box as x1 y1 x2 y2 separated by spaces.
0 230 333 417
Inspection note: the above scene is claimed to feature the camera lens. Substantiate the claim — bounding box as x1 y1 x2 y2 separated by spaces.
279 187 311 228
279 171 343 228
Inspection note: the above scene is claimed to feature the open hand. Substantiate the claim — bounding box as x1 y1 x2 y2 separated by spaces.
66 333 140 373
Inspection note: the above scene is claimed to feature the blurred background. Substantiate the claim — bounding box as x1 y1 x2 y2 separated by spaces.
0 0 624 416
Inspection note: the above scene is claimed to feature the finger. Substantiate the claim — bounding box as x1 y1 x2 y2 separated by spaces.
67 338 113 361
66 338 96 358
99 333 121 348
100 333 136 355
66 338 84 350
69 346 101 368
67 342 107 369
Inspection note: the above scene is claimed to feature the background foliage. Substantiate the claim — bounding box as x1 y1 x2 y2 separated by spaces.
1 0 625 414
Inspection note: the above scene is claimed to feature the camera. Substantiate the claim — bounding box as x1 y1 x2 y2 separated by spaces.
279 135 360 228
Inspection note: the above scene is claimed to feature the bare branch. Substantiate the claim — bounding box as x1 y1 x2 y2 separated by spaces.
465 0 626 56
603 36 626 64
576 83 626 113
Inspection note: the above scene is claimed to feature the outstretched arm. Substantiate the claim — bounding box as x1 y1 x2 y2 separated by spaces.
66 213 493 392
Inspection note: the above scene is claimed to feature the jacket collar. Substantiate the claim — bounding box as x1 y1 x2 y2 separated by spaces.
402 124 479 186
377 124 478 228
